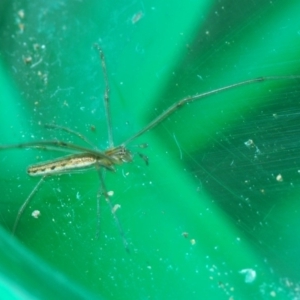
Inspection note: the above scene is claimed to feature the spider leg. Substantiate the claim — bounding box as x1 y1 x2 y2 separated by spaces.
45 123 96 148
12 176 46 235
94 44 114 148
122 75 300 145
95 171 102 239
96 166 129 252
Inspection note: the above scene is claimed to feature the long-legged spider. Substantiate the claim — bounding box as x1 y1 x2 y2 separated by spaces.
1 44 299 249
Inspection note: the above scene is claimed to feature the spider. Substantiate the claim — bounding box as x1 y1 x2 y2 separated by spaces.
1 44 299 249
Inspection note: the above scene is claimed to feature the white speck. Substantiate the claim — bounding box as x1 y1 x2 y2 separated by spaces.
18 10 25 19
107 190 114 197
32 210 41 218
270 291 276 297
112 204 121 214
244 139 254 147
239 268 256 283
131 11 144 24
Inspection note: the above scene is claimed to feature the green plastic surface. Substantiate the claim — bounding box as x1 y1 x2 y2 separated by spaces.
1 1 300 299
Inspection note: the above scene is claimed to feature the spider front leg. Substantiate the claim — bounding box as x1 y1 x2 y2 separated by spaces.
96 167 129 252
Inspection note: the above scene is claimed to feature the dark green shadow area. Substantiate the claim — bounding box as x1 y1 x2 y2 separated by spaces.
1 0 300 299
